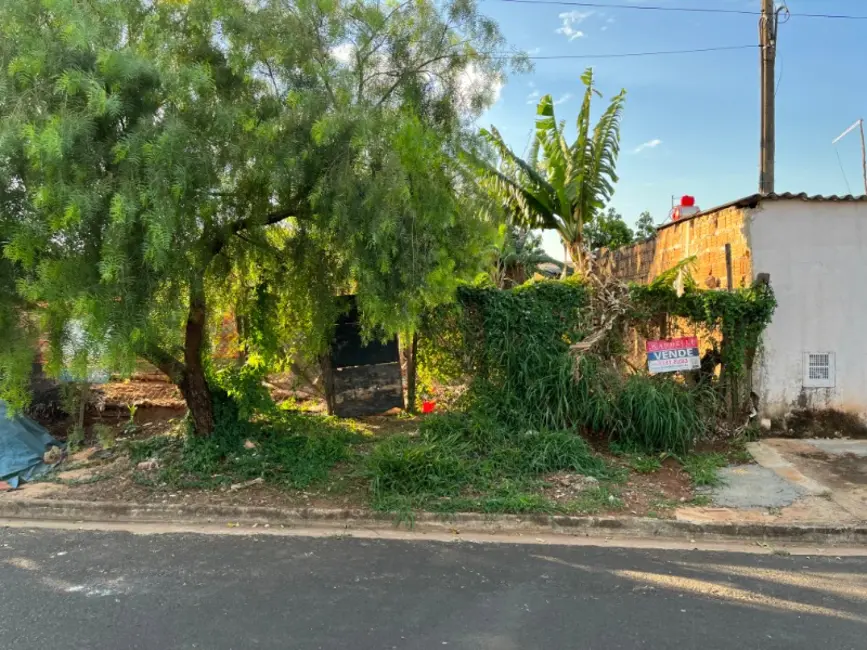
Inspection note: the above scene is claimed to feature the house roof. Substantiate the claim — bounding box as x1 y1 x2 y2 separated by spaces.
658 192 867 231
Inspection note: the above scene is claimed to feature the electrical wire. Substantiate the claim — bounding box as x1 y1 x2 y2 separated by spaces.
485 0 867 20
501 44 757 59
834 147 853 195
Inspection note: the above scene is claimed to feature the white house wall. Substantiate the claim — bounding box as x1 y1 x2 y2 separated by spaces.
748 200 867 418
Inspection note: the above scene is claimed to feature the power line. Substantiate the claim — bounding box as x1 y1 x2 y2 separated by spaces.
503 44 757 59
485 0 867 20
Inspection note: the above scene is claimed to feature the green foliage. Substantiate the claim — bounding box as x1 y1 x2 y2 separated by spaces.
365 408 614 511
610 375 712 456
681 452 728 487
66 425 85 453
420 280 709 455
490 225 557 288
475 69 626 269
585 207 634 251
634 211 657 241
0 0 520 420
422 280 590 429
93 423 117 450
631 277 777 379
626 454 664 474
134 399 364 490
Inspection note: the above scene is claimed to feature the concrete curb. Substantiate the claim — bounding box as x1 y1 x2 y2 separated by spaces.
1 498 866 545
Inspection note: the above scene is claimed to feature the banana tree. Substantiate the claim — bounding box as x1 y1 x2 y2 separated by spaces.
476 68 625 275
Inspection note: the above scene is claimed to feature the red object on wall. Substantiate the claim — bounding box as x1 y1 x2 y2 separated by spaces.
422 401 436 414
670 195 700 221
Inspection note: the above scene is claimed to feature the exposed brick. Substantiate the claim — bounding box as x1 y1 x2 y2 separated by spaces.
597 206 752 286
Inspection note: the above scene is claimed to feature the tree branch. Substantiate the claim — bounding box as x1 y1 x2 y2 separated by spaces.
140 344 185 384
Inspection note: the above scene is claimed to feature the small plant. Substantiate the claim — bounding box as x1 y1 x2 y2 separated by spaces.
123 403 139 435
93 423 116 450
681 452 727 487
628 454 663 474
66 424 84 452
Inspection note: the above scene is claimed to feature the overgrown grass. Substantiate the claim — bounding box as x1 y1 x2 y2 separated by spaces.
365 409 617 513
611 376 710 456
681 452 728 487
130 397 366 491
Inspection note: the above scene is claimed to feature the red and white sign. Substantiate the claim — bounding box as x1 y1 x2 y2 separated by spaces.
646 337 701 374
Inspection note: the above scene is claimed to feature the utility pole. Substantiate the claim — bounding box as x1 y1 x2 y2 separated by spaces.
759 0 777 194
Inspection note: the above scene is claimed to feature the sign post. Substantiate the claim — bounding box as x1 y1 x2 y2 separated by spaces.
646 337 701 374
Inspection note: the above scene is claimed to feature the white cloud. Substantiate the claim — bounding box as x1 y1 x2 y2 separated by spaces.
556 10 593 41
601 26 608 32
553 93 573 106
526 89 540 104
527 47 542 56
607 17 616 24
633 139 663 154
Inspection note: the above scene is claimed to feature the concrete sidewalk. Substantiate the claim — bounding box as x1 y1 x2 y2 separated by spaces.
677 438 867 528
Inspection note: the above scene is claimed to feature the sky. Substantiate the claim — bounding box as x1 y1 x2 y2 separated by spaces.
473 0 867 258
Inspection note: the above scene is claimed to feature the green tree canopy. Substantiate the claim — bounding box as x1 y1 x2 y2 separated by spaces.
634 210 657 241
584 207 634 251
0 0 519 433
473 69 625 273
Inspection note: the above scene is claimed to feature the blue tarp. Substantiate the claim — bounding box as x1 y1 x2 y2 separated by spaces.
0 400 61 488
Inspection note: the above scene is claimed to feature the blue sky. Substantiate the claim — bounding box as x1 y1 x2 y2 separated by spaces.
475 0 867 257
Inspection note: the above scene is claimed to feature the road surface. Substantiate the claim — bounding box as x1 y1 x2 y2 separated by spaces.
1 526 865 649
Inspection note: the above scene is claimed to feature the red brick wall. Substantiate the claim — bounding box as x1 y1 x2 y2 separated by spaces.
598 206 752 287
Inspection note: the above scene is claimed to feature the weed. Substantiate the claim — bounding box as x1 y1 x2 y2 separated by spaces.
66 424 84 452
93 423 116 450
728 437 754 464
689 495 712 507
124 404 139 435
681 453 728 487
627 454 663 474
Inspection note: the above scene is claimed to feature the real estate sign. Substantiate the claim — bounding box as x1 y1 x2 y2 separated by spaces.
646 337 701 374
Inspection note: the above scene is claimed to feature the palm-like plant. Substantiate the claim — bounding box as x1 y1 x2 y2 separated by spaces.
476 68 626 275
491 226 558 288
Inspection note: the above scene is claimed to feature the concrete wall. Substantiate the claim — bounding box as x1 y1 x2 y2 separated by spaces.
749 200 867 418
598 205 752 288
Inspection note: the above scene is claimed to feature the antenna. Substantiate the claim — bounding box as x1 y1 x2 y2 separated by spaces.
832 119 867 195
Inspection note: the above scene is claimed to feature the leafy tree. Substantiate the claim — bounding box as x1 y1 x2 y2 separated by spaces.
473 69 625 274
634 210 657 241
584 207 634 251
0 0 518 434
490 226 557 288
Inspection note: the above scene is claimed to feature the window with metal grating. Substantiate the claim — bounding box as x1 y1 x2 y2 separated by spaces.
803 352 835 388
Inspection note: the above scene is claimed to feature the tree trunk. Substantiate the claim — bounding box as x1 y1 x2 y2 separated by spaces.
179 279 214 437
403 332 419 414
568 240 585 277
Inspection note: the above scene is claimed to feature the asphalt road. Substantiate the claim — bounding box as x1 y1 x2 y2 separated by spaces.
1 527 866 649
